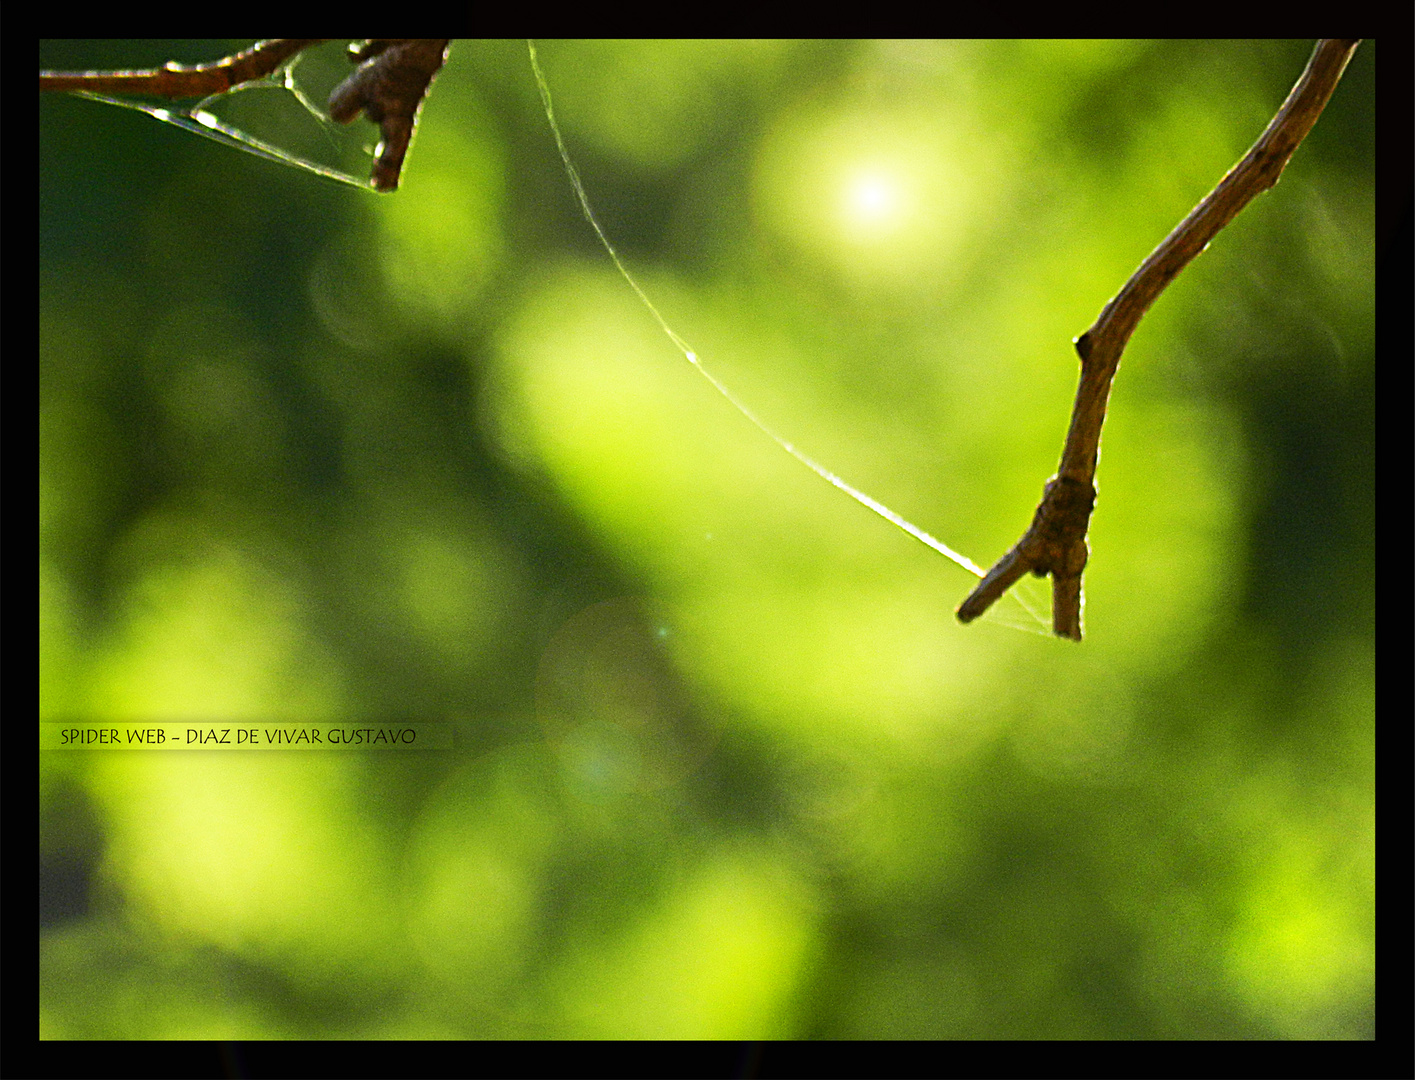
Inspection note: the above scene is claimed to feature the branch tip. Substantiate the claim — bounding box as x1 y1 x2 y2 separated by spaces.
955 40 1359 641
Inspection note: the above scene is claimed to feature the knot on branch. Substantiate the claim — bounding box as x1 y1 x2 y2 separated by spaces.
1026 475 1095 581
327 39 450 192
955 475 1096 639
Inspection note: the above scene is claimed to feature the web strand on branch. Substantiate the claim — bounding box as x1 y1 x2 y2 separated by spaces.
47 42 385 191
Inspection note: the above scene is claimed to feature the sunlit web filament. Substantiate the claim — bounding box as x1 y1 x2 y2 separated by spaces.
526 41 1049 636
70 48 376 191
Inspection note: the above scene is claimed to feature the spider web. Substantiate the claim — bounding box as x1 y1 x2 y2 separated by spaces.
72 41 378 191
527 41 1051 637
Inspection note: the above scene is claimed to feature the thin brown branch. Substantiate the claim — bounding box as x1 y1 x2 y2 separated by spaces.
957 39 1361 641
39 40 326 99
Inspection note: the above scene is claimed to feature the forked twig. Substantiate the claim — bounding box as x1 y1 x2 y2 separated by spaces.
956 39 1361 641
326 40 450 192
40 39 450 191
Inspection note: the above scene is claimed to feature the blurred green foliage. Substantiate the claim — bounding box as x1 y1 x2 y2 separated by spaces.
40 40 1373 1039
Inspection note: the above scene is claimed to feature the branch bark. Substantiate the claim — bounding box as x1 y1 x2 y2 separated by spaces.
40 39 451 192
326 40 451 192
38 40 327 99
956 39 1361 641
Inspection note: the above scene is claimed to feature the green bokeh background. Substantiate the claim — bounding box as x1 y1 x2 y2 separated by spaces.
40 40 1374 1039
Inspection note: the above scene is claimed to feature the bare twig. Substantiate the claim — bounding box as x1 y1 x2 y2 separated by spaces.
40 39 451 192
957 39 1361 641
38 40 326 99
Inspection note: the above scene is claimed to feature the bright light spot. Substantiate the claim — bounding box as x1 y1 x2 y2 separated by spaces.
754 103 986 287
191 110 219 130
845 173 899 228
